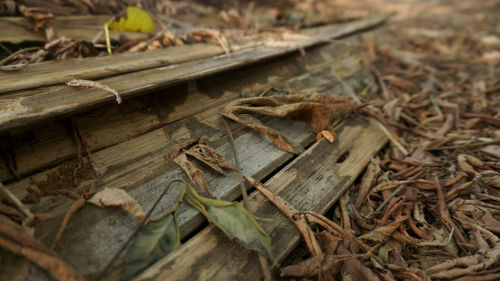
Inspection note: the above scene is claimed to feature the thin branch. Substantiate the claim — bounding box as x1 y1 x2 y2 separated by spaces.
219 114 249 209
0 47 41 65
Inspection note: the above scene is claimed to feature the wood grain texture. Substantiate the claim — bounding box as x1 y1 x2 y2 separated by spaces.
0 15 387 133
0 16 150 44
0 36 361 182
133 117 387 281
0 43 224 94
7 62 373 281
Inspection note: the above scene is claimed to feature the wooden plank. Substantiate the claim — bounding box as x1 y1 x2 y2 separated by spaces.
133 117 387 281
7 66 374 280
0 37 361 182
0 16 150 44
134 117 387 281
0 43 224 94
0 15 387 133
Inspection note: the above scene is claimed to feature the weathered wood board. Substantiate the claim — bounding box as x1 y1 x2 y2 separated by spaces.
0 15 387 133
0 16 150 44
0 43 224 94
7 57 374 281
134 117 387 281
0 16 389 281
0 36 363 182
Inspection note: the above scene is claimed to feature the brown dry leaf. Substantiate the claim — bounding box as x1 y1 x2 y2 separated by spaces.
337 244 382 281
244 175 322 256
280 253 335 278
174 153 212 196
51 197 85 250
87 188 147 222
355 157 381 208
0 202 26 223
479 145 500 159
360 216 408 243
457 154 482 176
0 223 86 281
223 94 361 154
0 214 30 281
316 129 336 143
184 143 236 175
405 147 437 165
426 241 500 279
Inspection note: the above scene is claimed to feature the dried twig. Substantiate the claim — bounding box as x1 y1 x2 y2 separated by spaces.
66 79 122 104
219 114 249 208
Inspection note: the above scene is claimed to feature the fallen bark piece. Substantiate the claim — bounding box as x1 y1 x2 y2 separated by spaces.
223 94 361 154
87 187 147 222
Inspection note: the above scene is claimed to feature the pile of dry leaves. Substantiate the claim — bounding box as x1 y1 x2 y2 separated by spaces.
276 7 500 280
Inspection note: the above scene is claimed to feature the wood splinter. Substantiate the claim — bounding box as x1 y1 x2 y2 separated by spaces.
66 79 122 104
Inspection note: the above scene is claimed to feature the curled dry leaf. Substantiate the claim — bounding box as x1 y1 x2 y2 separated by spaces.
0 223 85 281
316 129 336 143
359 216 408 243
0 214 30 281
184 143 237 175
51 197 85 250
244 175 322 256
174 153 212 196
87 188 147 222
222 94 361 154
164 137 209 162
280 253 335 278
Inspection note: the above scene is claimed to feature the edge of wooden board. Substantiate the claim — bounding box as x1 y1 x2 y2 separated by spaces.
0 15 387 133
133 117 387 281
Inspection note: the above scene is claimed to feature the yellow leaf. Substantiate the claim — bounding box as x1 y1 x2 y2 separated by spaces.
107 7 155 32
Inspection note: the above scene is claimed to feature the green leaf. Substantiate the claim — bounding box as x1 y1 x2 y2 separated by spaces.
122 192 183 280
378 246 389 264
107 7 155 32
184 184 273 259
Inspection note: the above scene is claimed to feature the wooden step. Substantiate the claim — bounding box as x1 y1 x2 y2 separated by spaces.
0 15 387 133
5 46 375 281
133 117 387 281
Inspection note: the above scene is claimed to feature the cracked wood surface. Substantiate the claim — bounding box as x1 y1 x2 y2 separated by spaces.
0 20 385 281
133 117 387 281
0 36 363 182
7 54 373 281
0 15 387 133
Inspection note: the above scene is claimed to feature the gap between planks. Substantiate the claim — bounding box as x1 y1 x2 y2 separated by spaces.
0 15 387 133
13 66 374 280
0 36 363 183
133 117 388 281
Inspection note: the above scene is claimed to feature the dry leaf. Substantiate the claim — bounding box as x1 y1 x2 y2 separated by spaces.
316 130 336 143
184 143 236 175
0 223 86 281
360 216 408 243
87 188 147 222
223 94 360 154
174 153 212 196
52 198 85 250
